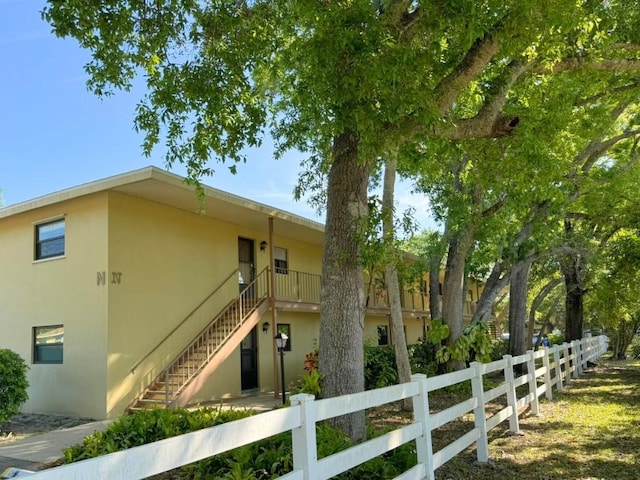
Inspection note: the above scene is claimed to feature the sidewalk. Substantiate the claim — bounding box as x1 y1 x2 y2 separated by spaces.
0 420 111 474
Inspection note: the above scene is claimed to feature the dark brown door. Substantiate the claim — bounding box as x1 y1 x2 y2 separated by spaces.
241 327 259 390
238 238 258 390
238 238 255 296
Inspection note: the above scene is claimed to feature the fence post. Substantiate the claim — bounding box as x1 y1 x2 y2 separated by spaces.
542 346 553 400
526 351 540 416
411 374 435 480
562 343 571 385
571 340 581 378
470 362 489 463
553 346 563 391
503 355 520 434
582 338 590 364
290 393 318 480
577 340 585 375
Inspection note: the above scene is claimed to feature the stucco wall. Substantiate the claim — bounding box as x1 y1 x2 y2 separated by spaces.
0 194 108 419
105 192 323 416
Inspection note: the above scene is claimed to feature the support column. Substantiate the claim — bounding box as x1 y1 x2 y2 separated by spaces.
269 217 279 398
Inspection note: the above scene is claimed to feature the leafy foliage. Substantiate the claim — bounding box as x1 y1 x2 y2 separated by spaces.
291 369 323 398
64 407 415 479
63 407 252 463
427 320 493 365
364 345 398 390
0 349 29 424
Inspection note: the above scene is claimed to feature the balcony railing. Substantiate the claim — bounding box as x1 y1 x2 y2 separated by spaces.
272 268 478 317
274 269 322 303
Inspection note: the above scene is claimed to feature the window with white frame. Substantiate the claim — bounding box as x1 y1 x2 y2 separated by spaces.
35 218 65 260
274 247 288 274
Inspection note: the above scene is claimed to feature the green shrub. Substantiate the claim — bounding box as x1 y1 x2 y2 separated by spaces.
548 333 565 345
0 349 29 424
64 407 253 463
428 320 494 365
364 344 398 389
408 340 438 375
291 369 323 398
490 339 509 361
64 405 417 479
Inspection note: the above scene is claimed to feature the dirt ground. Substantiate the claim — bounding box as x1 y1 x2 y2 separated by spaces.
0 413 92 443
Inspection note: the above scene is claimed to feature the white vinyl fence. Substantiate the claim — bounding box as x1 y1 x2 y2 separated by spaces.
26 335 608 480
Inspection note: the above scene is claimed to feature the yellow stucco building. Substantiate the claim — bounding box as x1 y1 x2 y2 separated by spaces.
0 167 480 420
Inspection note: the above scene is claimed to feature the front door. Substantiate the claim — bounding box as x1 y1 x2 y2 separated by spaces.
238 238 258 390
241 327 259 390
238 238 255 295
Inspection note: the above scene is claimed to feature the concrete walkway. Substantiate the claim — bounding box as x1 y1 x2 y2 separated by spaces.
0 392 283 475
0 420 111 475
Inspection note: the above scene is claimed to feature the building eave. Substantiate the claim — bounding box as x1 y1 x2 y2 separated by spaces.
0 166 325 246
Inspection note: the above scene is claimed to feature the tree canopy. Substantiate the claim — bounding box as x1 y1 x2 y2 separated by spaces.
43 0 640 440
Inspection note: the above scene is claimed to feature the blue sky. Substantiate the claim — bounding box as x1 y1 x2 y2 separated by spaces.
0 0 436 230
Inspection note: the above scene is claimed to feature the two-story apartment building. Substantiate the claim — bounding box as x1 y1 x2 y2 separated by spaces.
0 167 481 420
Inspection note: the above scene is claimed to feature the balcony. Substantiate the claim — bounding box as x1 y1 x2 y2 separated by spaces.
272 269 477 319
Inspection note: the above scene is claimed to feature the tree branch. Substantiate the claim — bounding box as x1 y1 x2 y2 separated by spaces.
543 58 640 74
581 128 640 174
575 82 640 107
433 32 502 115
436 61 529 139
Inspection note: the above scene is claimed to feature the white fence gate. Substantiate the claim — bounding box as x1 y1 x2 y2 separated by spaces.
25 336 608 480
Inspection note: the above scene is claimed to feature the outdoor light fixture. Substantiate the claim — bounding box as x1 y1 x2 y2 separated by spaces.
262 321 270 333
260 240 268 251
275 332 288 404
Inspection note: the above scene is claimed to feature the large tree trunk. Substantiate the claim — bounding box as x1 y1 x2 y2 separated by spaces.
527 277 563 346
508 261 532 358
429 253 443 320
382 157 412 410
562 255 585 342
562 220 585 342
319 130 370 443
441 226 475 370
610 315 640 360
472 261 508 323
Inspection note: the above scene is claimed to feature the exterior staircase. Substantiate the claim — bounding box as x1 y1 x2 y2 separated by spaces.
129 269 270 410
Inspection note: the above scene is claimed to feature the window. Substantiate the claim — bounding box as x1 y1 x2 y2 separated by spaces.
35 218 65 260
274 247 288 274
377 325 389 346
276 323 291 351
33 325 64 364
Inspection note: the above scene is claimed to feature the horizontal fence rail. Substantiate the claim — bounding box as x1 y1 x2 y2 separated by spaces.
26 335 608 480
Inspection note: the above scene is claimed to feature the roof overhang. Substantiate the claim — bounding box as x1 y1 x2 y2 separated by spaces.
0 166 325 246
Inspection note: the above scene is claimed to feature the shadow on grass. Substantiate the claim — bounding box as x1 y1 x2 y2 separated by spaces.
434 361 640 480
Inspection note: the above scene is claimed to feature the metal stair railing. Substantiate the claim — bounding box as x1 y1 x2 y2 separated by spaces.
131 268 240 376
155 267 270 407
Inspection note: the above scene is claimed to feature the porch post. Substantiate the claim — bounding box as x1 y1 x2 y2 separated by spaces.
269 217 280 398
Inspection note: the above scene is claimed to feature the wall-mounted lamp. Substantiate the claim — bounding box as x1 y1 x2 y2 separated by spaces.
260 240 268 252
262 321 270 333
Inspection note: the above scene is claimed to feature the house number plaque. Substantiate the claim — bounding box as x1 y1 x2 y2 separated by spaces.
96 271 123 286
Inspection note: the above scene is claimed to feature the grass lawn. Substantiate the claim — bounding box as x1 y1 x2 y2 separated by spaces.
434 358 640 480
